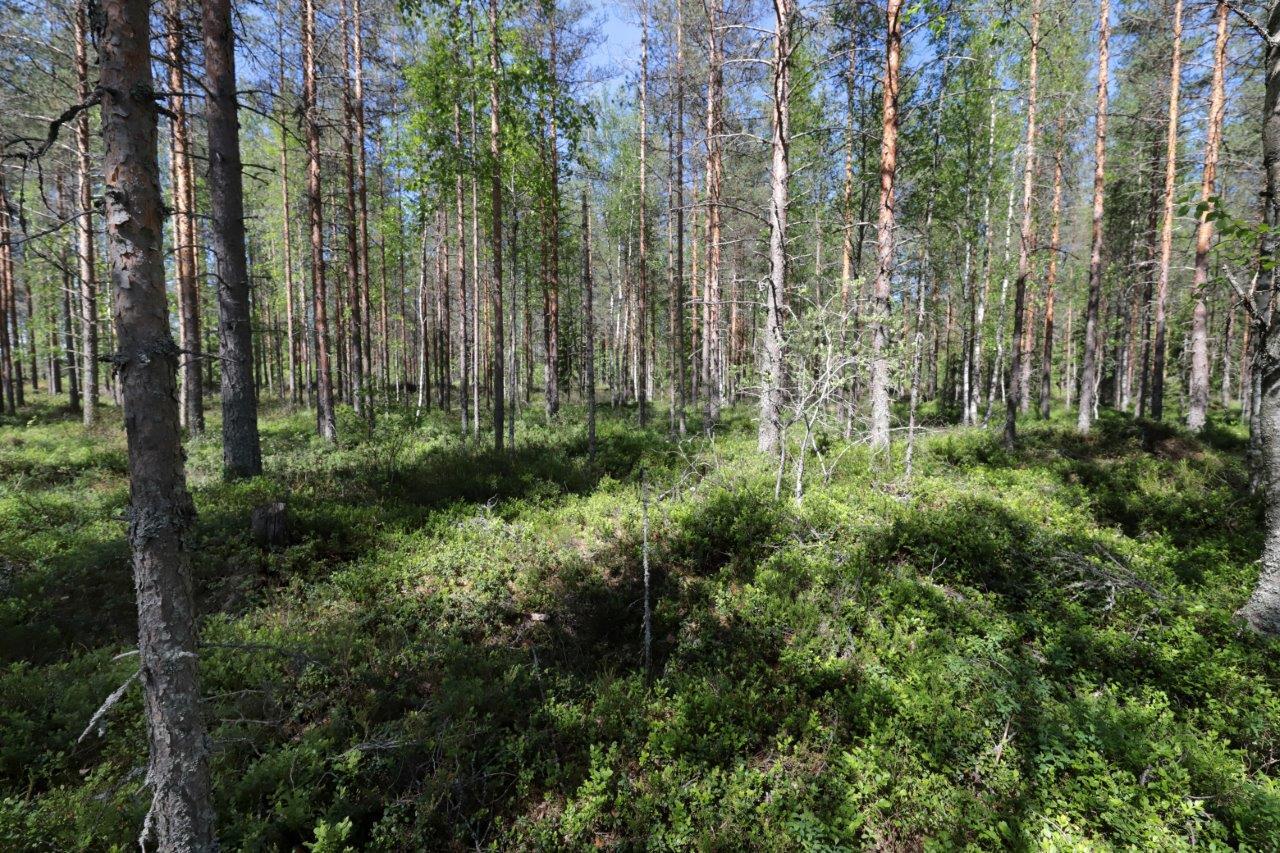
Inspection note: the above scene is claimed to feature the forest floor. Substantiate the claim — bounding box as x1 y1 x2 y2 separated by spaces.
1 397 1278 850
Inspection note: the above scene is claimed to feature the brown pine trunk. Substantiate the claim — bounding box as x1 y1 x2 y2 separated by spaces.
1186 0 1228 432
1003 0 1039 446
166 0 203 434
1077 0 1110 434
97 0 215 842
1151 0 1183 423
303 0 337 441
868 0 902 455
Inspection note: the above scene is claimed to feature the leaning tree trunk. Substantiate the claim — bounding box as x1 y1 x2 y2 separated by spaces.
202 0 262 476
1077 0 1110 435
97 0 216 844
868 0 903 457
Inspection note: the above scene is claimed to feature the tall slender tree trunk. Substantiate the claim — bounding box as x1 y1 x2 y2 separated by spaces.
97 0 215 843
636 0 650 427
1039 142 1064 420
868 0 902 456
489 0 505 452
1077 0 1111 434
1004 0 1040 446
0 182 15 413
703 0 724 429
277 10 299 407
202 0 263 476
341 0 367 422
759 0 793 455
353 0 374 414
672 0 687 436
1187 0 1228 432
1151 0 1183 423
166 0 203 434
584 191 596 462
74 1 98 426
303 0 337 442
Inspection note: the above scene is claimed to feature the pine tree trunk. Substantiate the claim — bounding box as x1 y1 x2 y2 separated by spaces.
1077 0 1111 434
489 0 505 452
1187 0 1228 432
1240 3 1280 635
759 0 792 455
202 0 263 476
1004 0 1039 446
303 0 337 442
1039 143 1064 420
167 0 203 435
868 0 902 456
1151 0 1183 423
98 0 216 842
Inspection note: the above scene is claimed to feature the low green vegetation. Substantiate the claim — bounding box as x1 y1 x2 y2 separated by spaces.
1 399 1277 850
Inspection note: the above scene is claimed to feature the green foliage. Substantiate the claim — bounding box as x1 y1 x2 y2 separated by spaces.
0 399 1277 849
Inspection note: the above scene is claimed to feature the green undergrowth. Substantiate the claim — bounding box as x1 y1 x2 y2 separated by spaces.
1 397 1277 850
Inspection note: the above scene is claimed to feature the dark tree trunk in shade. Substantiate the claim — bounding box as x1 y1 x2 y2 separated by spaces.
202 0 262 476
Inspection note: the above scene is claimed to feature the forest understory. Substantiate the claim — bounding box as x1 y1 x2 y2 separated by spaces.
2 396 1277 850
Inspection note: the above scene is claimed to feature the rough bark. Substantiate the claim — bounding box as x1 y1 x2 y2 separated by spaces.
1077 0 1110 434
97 0 216 843
869 0 902 456
166 0 203 435
1187 0 1228 433
1151 0 1183 423
584 191 596 462
202 0 263 476
1004 0 1040 447
303 0 337 442
489 0 505 452
1039 143 1064 420
759 0 793 455
1240 2 1280 635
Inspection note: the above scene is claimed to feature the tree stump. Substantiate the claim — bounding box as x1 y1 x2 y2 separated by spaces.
251 502 288 549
